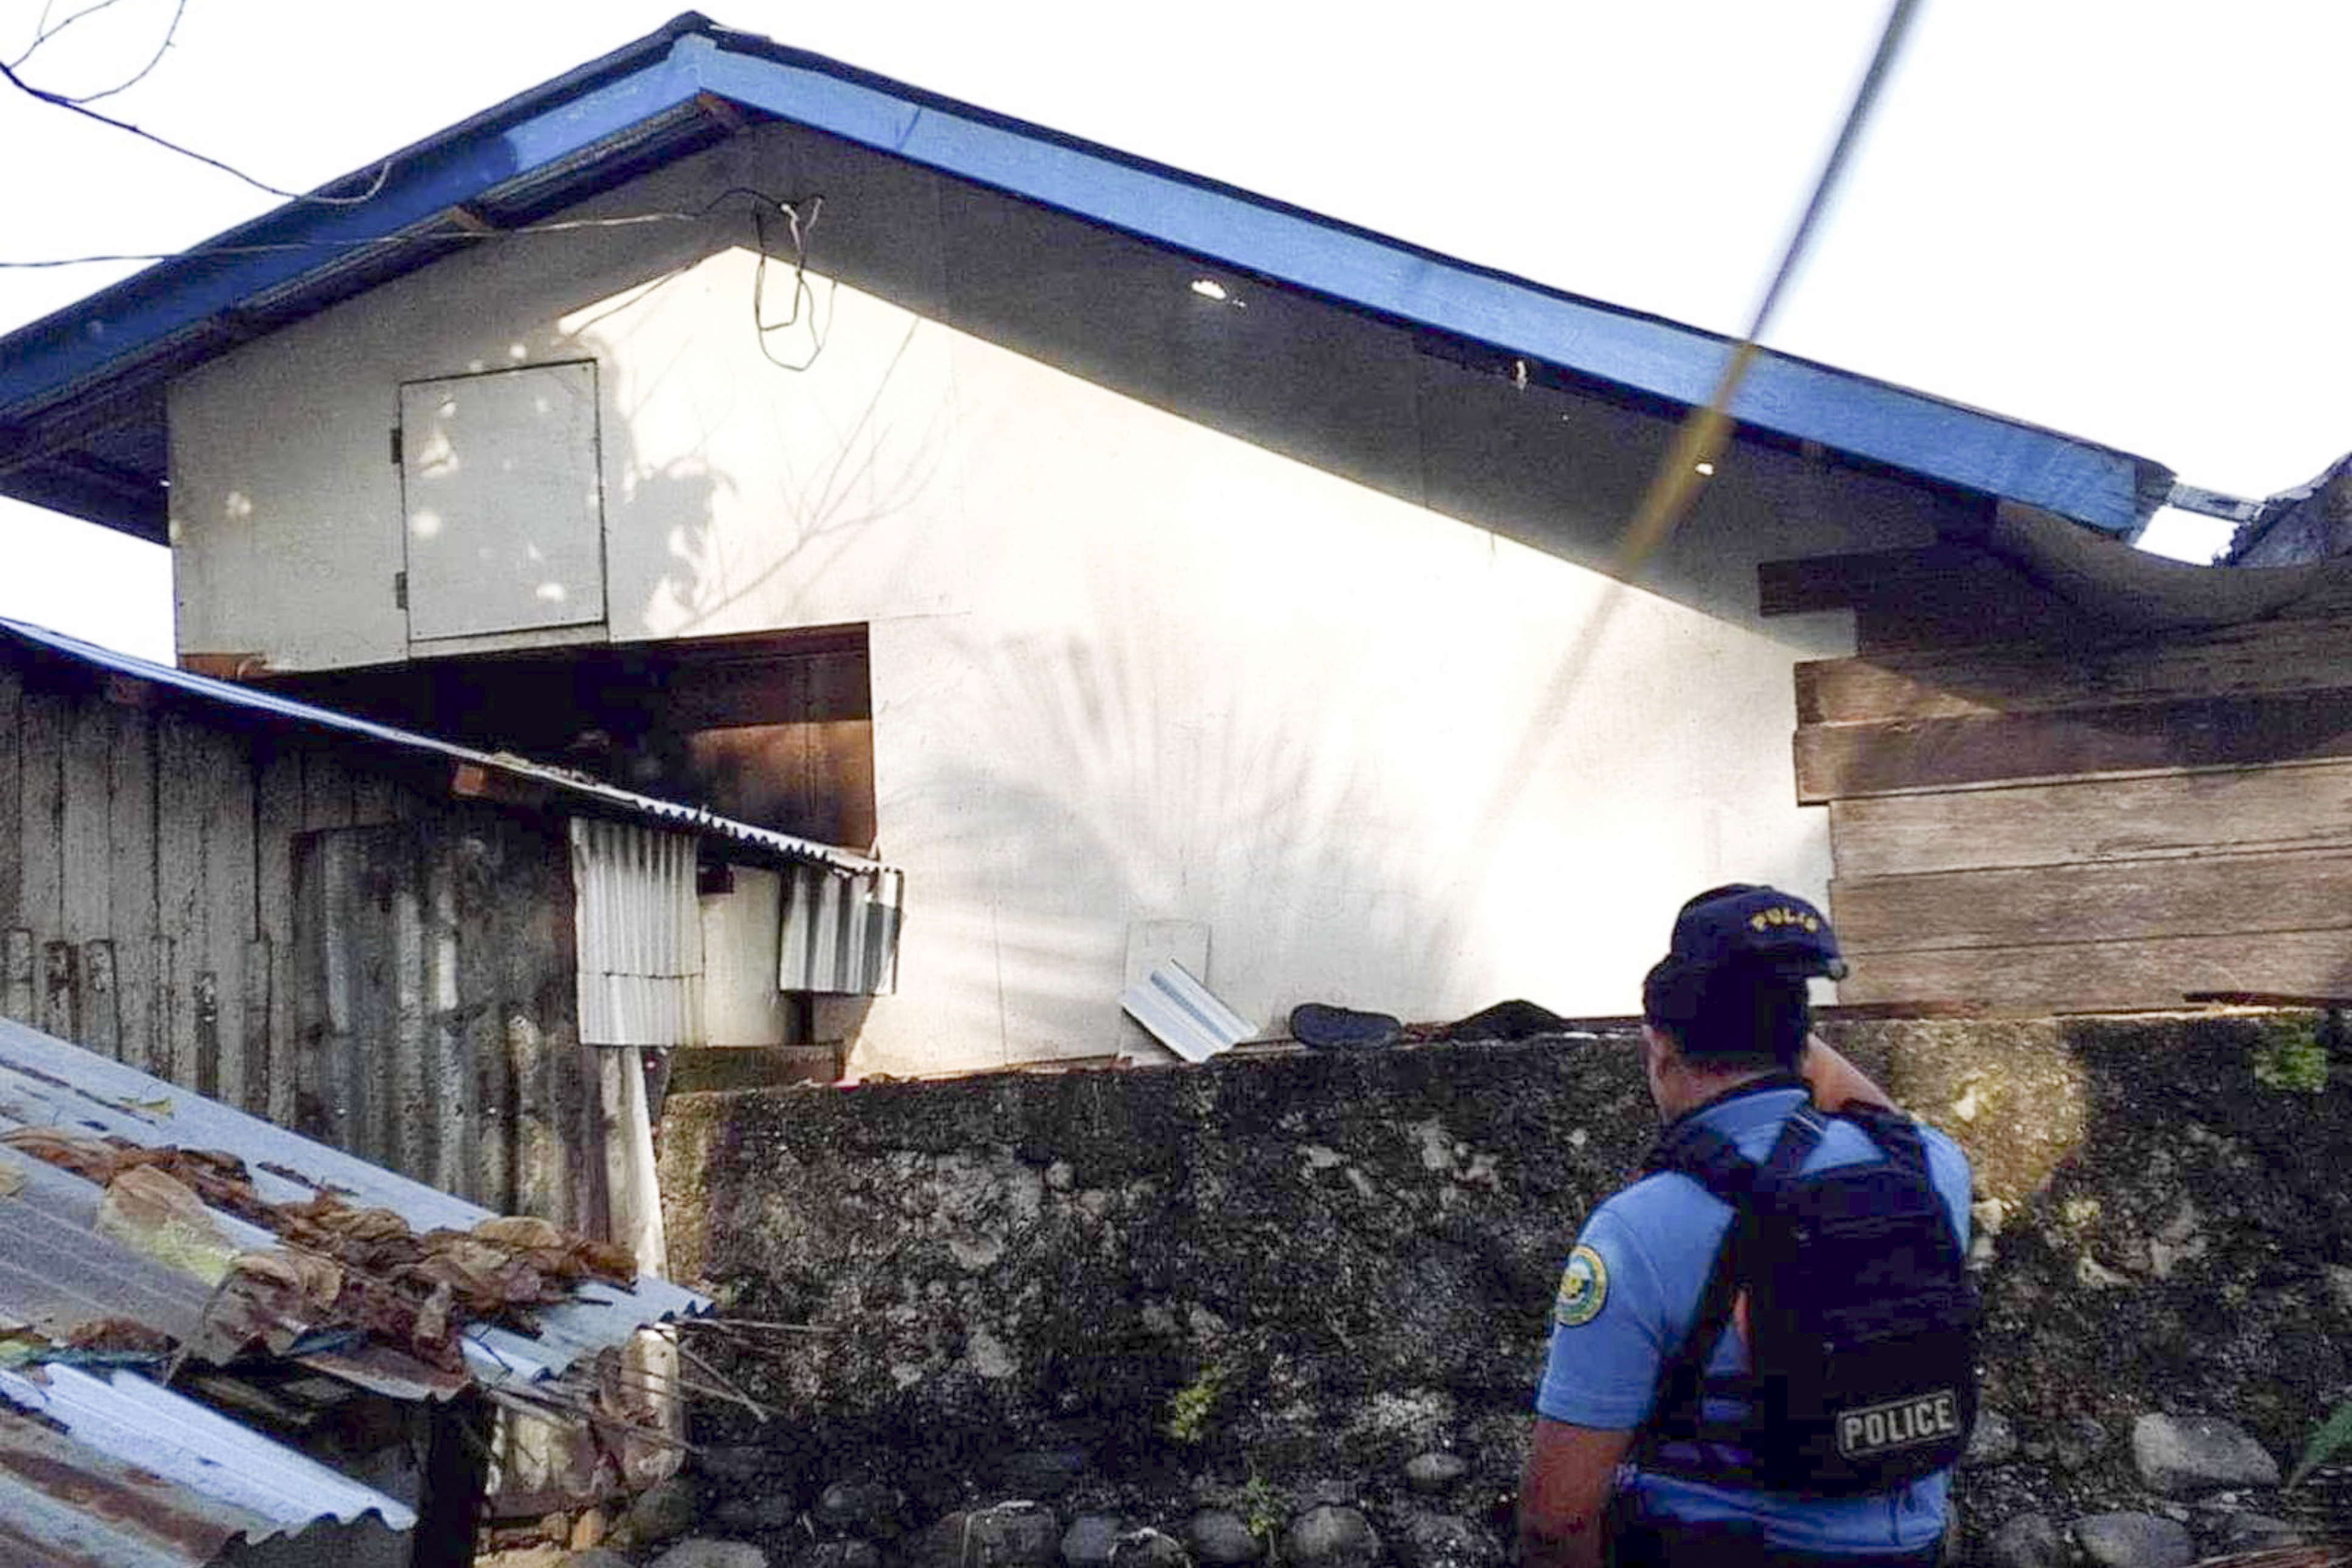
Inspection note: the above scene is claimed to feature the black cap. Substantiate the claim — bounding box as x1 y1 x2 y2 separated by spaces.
1663 883 1848 982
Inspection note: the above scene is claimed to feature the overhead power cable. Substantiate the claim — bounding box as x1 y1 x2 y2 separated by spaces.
1607 0 1926 580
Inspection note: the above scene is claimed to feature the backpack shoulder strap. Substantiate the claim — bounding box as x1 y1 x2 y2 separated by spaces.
1757 1105 1827 1188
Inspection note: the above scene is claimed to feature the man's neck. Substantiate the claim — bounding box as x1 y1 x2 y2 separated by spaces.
1655 1065 1788 1124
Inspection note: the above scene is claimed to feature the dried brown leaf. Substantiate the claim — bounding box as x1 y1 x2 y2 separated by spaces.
94 1165 239 1284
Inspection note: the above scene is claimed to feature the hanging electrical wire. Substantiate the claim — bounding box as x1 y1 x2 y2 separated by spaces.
748 192 830 371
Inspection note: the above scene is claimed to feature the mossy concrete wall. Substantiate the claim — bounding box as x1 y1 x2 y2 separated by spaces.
657 1013 2352 1547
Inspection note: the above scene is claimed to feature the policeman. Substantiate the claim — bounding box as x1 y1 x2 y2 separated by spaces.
1517 885 1975 1568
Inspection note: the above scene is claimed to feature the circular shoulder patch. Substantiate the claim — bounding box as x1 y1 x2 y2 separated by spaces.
1553 1244 1610 1327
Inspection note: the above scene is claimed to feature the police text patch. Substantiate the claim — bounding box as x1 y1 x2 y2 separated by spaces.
1554 1244 1609 1327
1834 1391 1963 1459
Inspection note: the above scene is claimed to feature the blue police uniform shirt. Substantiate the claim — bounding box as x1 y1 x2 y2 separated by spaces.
1536 1083 1974 1556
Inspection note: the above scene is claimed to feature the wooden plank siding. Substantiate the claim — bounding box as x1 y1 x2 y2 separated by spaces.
0 652 604 1227
1827 766 2352 879
1795 616 2352 726
1833 852 2352 956
1774 539 2352 1010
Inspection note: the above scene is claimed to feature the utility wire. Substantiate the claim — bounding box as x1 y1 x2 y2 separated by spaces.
1424 0 1929 978
1606 0 1925 580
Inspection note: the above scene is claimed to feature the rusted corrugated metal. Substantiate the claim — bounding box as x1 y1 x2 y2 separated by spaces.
0 1405 289 1568
0 1015 707 1385
0 1013 709 1561
570 818 704 1049
0 1365 417 1551
779 860 901 995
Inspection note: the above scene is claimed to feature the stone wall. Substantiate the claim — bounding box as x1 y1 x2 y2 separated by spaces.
641 1013 2352 1567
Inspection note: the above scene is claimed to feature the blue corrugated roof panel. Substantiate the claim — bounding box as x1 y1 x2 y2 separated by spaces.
0 16 2168 536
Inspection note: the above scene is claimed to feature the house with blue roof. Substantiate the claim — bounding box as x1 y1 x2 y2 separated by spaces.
1 14 2227 1069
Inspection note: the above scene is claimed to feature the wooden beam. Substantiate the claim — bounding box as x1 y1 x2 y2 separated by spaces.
1796 613 2352 726
1832 850 2352 956
1759 545 1991 616
694 89 751 132
410 1391 492 1568
179 651 272 681
1794 686 2352 803
1827 765 2352 879
1840 929 2352 1012
448 760 551 807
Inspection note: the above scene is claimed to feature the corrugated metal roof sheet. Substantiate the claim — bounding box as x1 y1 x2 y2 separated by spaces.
0 1014 709 1382
779 861 901 996
0 16 2173 537
573 818 707 1048
0 1365 419 1541
0 1404 290 1568
0 1013 711 1559
0 613 895 882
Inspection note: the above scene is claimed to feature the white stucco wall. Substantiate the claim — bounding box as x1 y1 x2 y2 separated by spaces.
166 135 1954 1074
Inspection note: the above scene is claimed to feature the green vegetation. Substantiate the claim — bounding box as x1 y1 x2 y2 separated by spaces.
1162 1361 1228 1445
1242 1472 1283 1554
2252 1018 2330 1094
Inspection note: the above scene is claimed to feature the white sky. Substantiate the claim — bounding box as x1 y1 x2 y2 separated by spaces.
2 0 2347 661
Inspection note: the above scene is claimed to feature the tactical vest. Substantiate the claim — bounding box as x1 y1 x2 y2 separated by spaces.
1635 1083 1980 1498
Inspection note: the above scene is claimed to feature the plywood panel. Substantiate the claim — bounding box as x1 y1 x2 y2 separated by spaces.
108 705 157 1069
39 940 76 1042
196 726 253 1109
293 816 584 1212
1797 615 2352 726
1 930 30 1022
255 744 304 1126
0 668 20 933
154 712 206 1089
1795 688 2352 803
60 698 111 949
1829 765 2352 878
1834 850 2352 956
388 838 429 1180
424 835 472 1196
290 830 340 1143
1841 930 2352 1011
302 751 355 831
16 690 65 942
81 940 119 1059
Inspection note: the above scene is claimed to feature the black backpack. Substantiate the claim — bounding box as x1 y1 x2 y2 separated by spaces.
1635 1087 1979 1498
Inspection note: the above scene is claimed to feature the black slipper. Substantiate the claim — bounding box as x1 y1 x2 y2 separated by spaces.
1289 1003 1402 1050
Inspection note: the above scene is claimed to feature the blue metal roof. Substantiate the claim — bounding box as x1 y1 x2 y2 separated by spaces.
0 13 2171 537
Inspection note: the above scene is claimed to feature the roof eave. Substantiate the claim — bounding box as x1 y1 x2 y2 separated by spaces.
0 15 2170 538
